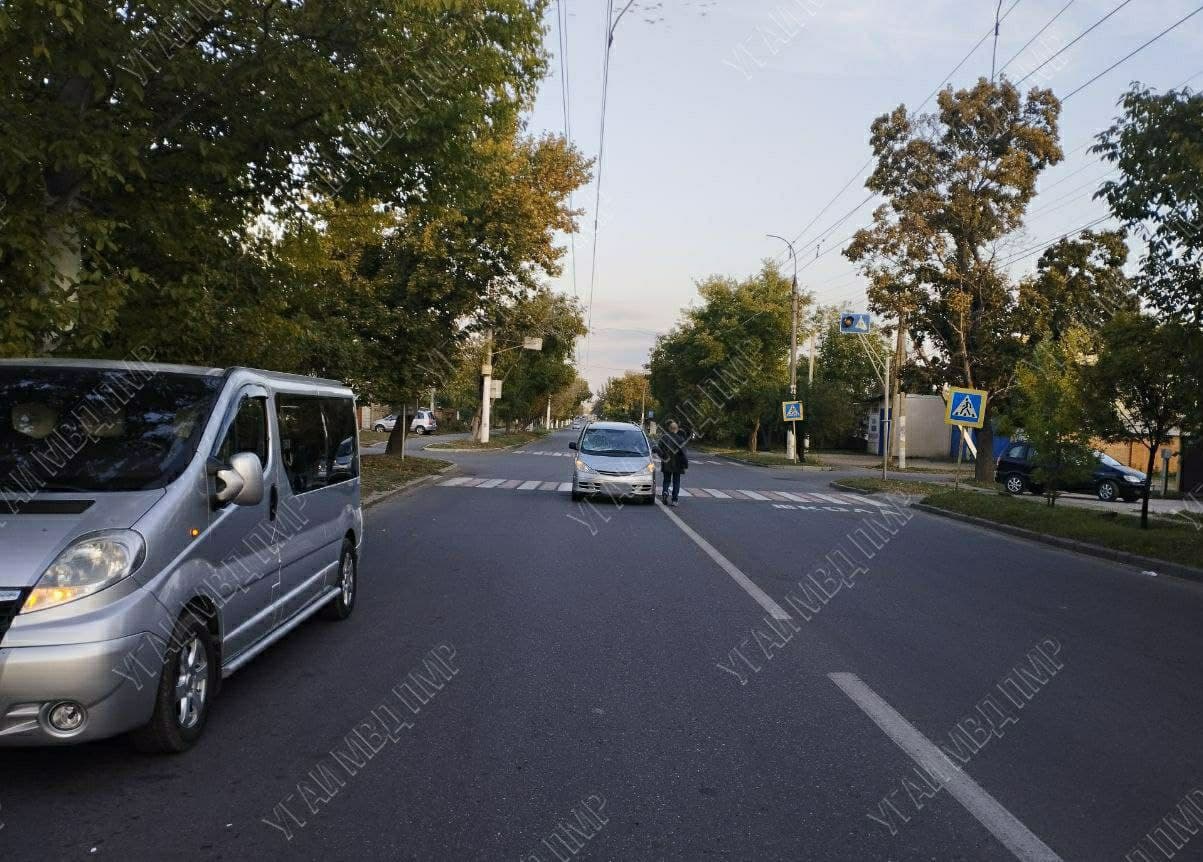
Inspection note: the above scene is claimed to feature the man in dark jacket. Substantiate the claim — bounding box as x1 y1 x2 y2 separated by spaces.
656 420 689 506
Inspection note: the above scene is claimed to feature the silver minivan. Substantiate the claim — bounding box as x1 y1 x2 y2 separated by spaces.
0 359 363 751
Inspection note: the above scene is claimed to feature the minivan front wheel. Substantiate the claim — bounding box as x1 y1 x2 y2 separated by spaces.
321 539 357 621
131 611 216 754
1097 480 1120 502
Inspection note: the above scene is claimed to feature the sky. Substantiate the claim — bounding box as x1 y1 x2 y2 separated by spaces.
522 0 1203 393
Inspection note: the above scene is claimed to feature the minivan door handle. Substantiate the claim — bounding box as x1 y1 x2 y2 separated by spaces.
269 485 278 522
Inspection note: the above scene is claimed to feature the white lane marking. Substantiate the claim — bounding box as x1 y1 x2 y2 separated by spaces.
777 492 808 502
518 480 541 490
703 488 731 499
539 482 559 491
657 503 790 621
479 479 506 488
737 490 770 501
829 673 1064 862
440 478 471 487
557 482 573 492
678 489 691 498
500 480 522 489
690 488 711 498
811 493 848 505
846 492 892 508
460 478 485 487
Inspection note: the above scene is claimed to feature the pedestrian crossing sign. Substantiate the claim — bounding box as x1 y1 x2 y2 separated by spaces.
944 387 988 429
782 400 804 421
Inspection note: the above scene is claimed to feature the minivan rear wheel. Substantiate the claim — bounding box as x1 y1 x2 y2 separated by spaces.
130 611 216 754
321 539 357 621
1003 473 1027 495
373 424 386 433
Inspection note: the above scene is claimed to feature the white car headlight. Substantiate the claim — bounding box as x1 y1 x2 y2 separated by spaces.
21 530 145 614
645 462 655 473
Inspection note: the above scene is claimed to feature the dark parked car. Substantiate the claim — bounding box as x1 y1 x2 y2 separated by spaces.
995 442 1149 502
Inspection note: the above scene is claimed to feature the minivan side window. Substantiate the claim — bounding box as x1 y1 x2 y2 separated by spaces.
1005 443 1027 460
276 394 359 493
217 396 269 467
321 397 359 483
276 395 328 494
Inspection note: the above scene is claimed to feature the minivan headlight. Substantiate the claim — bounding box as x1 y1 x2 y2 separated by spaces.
575 459 594 473
21 531 145 614
1123 474 1143 484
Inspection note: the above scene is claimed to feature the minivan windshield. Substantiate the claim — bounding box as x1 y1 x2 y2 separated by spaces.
580 426 649 457
0 365 224 493
1096 452 1124 469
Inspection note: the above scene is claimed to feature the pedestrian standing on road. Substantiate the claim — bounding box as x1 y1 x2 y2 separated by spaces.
657 420 689 506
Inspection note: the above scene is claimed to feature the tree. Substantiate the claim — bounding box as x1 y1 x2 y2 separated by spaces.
1093 85 1203 328
0 0 549 355
1008 332 1095 506
1015 231 1135 347
648 262 799 451
595 372 654 423
802 308 889 449
489 287 586 433
551 377 592 423
1084 313 1199 528
845 78 1063 480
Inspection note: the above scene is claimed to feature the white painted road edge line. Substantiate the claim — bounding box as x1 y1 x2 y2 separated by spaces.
828 673 1063 862
657 503 791 622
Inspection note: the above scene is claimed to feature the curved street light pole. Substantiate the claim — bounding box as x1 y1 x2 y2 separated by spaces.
767 234 800 462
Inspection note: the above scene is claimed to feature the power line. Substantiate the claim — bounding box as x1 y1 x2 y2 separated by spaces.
583 0 635 371
998 0 1075 74
556 0 578 300
1013 0 1138 86
775 0 1023 267
997 214 1114 267
1062 4 1203 102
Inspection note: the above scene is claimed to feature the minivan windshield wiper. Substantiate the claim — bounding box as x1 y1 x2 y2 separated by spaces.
590 449 647 457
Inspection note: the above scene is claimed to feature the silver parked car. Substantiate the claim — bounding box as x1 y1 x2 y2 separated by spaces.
410 408 438 435
568 421 656 504
0 359 363 752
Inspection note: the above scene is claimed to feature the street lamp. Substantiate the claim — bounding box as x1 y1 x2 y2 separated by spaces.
767 234 800 462
479 335 543 444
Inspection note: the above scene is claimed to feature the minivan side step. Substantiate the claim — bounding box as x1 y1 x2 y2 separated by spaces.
221 587 339 678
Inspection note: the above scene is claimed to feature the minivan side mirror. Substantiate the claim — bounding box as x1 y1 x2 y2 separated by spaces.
569 441 577 450
213 452 265 507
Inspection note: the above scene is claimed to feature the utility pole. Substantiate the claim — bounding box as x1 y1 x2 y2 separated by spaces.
881 349 890 480
767 234 799 462
894 313 907 470
546 396 552 430
479 330 494 444
805 328 816 457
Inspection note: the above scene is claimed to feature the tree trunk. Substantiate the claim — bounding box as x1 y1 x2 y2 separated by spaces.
385 405 406 455
748 418 760 453
1141 444 1159 530
974 420 994 482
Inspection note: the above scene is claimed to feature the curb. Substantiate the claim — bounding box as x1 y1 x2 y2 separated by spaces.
363 463 457 509
424 433 550 454
911 501 1203 583
698 452 832 471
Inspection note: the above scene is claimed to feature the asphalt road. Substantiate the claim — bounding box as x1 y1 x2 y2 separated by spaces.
3 428 1202 861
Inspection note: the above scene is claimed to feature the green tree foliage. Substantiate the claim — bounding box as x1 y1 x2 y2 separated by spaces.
551 377 592 423
0 0 551 355
802 308 889 449
1015 231 1135 347
1084 313 1199 528
1094 85 1203 328
845 78 1063 480
490 287 587 432
595 371 654 423
1009 332 1095 506
648 262 799 451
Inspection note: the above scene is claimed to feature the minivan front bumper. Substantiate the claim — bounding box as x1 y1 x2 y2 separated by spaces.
0 631 164 745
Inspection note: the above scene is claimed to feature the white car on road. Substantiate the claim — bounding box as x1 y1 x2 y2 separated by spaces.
568 421 656 504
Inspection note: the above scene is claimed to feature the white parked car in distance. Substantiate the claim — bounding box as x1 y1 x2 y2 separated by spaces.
372 414 397 433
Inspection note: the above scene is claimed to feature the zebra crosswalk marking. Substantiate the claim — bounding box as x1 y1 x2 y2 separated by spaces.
434 478 892 511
